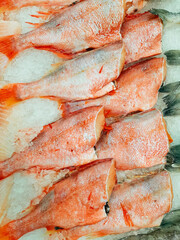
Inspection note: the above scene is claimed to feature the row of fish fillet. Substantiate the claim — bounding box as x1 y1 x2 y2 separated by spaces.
0 0 179 239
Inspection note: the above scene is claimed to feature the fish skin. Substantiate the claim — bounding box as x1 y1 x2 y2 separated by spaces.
11 41 125 101
0 106 105 179
0 0 147 12
0 0 81 11
65 57 166 118
0 0 125 60
122 12 163 64
0 159 116 239
0 12 162 75
47 171 173 240
96 109 170 170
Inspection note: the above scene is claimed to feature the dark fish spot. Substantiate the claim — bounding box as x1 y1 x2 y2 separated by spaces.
86 48 94 52
70 1 78 6
104 202 110 215
54 226 63 230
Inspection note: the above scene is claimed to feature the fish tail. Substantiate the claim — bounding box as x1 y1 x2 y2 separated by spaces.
163 91 180 116
165 50 180 65
0 22 19 70
150 9 180 24
160 81 180 93
163 104 180 117
161 209 180 227
0 35 19 60
166 145 180 166
163 92 180 108
0 0 15 11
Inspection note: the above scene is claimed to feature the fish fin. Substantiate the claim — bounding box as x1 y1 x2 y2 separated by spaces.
0 174 14 225
163 92 180 108
0 21 21 37
0 35 19 60
0 85 18 106
150 9 180 24
166 145 180 166
0 86 19 161
163 103 180 117
165 50 180 65
30 9 62 23
37 9 60 16
160 81 180 93
161 209 180 227
0 53 9 73
25 22 43 29
0 0 14 12
0 104 11 161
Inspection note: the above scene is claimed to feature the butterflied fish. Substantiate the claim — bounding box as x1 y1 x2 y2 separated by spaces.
0 159 116 239
0 0 125 61
65 58 166 118
0 41 125 101
0 106 105 179
96 109 170 170
46 171 172 240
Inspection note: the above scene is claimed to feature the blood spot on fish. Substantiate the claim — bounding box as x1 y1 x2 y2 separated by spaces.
88 192 92 201
105 110 111 116
99 66 103 74
48 124 52 129
104 124 113 133
107 90 116 96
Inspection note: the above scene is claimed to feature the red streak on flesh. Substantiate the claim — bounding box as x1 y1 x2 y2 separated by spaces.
121 203 134 227
108 90 116 96
104 124 113 133
99 65 103 74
